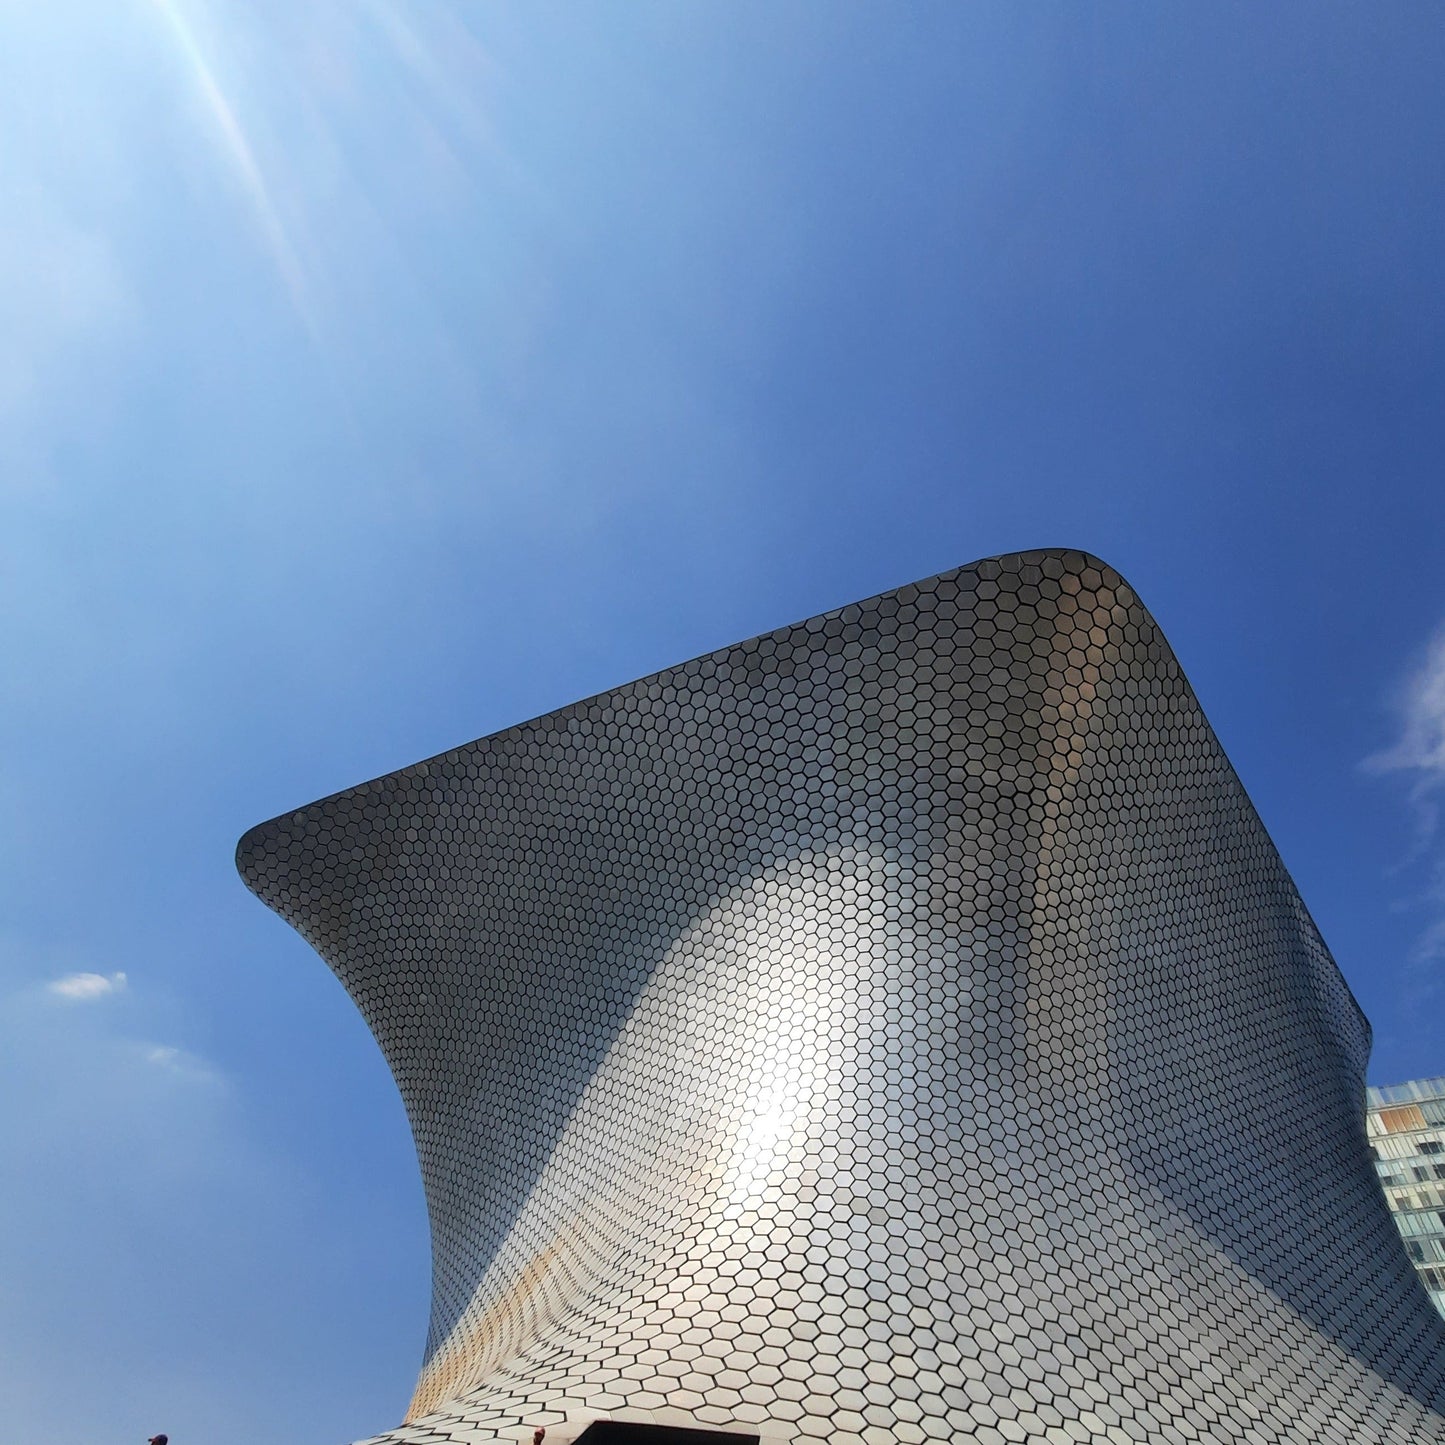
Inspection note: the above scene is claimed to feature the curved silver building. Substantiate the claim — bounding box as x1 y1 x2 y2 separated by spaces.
239 550 1445 1445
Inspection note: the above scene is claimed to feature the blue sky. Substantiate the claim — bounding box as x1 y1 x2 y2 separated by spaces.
3 4 1445 1443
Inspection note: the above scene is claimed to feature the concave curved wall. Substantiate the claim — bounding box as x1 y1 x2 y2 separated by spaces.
238 549 1445 1445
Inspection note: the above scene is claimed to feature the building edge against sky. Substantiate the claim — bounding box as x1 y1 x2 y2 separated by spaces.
240 549 1445 1445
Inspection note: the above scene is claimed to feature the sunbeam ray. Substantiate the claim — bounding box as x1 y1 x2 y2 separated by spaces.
149 0 319 339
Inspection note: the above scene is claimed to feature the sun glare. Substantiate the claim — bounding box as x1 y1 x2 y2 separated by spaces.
148 0 318 337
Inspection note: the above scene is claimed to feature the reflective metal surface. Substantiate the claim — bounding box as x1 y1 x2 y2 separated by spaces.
239 549 1445 1444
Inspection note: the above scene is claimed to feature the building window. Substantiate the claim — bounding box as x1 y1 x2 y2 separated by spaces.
1423 1141 1444 1155
1409 1241 1427 1262
1382 1105 1430 1132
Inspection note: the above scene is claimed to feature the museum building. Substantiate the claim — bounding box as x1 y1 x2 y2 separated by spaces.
239 549 1445 1445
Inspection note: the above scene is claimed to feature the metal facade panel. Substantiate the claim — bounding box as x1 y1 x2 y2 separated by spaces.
239 549 1445 1444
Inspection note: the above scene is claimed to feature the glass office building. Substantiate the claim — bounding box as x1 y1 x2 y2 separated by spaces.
1369 1077 1445 1318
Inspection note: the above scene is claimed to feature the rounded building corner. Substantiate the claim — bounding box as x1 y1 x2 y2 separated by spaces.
235 550 1442 1444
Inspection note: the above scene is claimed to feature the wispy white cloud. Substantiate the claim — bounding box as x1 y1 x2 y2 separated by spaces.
142 1041 223 1084
1411 918 1445 967
34 971 223 1079
47 970 128 1001
1368 625 1445 1009
1365 625 1445 790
